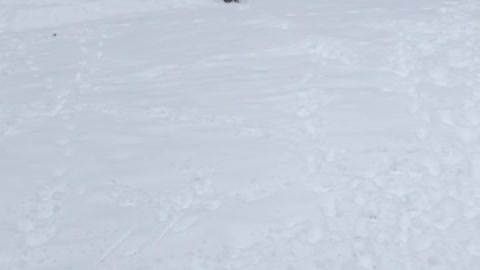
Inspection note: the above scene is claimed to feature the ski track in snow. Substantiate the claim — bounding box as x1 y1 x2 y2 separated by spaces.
1 0 480 269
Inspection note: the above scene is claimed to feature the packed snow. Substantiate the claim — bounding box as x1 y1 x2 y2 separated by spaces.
1 0 480 269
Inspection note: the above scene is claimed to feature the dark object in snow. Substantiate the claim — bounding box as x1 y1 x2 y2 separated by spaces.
52 33 58 37
224 0 239 3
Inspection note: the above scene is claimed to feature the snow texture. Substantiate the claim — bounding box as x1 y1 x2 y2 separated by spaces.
1 0 480 269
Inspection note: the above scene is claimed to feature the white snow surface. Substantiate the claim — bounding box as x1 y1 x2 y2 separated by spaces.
1 0 480 269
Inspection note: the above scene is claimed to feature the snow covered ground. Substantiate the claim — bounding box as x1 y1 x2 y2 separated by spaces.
1 0 480 269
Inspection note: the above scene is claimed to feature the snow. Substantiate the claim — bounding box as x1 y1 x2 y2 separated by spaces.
1 0 480 269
